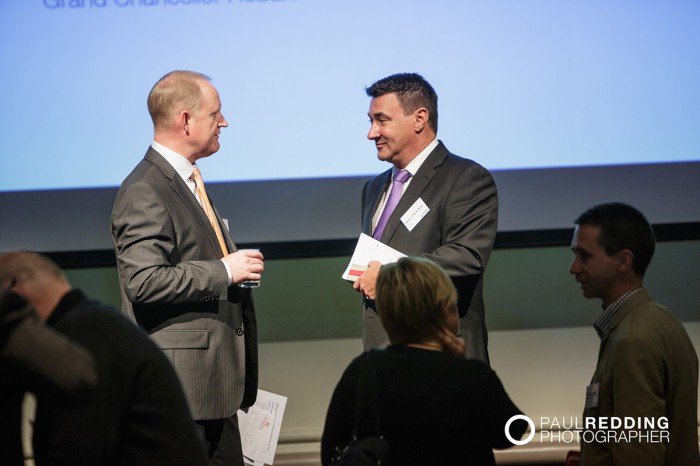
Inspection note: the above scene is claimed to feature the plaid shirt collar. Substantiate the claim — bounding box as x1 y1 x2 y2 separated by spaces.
593 288 643 338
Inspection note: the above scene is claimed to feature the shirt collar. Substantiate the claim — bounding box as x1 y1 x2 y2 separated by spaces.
151 140 196 183
593 287 643 338
402 138 439 176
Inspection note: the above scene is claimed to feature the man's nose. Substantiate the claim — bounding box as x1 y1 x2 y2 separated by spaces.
367 123 379 140
569 259 580 275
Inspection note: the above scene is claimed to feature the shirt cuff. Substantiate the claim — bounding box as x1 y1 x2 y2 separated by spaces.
220 259 233 284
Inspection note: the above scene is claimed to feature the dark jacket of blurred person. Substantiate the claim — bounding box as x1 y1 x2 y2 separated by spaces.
0 252 208 466
1 288 97 466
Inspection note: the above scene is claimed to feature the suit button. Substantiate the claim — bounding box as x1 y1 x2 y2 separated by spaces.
236 328 244 336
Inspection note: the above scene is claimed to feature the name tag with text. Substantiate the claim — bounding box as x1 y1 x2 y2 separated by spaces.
401 198 430 232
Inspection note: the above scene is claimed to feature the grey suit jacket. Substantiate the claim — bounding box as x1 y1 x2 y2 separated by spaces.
360 141 498 362
111 147 258 420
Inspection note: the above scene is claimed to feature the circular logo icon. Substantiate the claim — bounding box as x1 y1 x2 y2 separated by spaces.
505 414 536 445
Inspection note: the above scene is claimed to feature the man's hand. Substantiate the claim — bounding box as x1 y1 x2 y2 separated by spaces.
352 260 382 300
222 249 264 285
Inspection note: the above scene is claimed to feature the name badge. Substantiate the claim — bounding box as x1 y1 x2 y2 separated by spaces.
401 197 430 231
585 382 600 409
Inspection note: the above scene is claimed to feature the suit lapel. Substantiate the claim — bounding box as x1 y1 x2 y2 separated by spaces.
363 169 392 235
210 201 236 253
379 142 448 242
145 149 227 256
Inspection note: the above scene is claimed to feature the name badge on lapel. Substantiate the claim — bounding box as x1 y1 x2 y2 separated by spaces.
401 197 430 232
585 382 600 409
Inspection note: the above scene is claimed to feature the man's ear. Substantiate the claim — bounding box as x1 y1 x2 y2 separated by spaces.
180 111 191 134
413 107 430 133
617 249 634 272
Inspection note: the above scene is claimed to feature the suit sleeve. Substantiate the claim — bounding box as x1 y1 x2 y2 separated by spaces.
422 162 498 277
111 179 230 305
607 332 666 464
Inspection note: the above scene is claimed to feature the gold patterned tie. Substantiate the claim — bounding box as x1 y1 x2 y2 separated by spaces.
191 167 229 256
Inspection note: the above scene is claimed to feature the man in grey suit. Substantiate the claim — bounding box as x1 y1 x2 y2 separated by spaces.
353 73 498 362
111 70 264 465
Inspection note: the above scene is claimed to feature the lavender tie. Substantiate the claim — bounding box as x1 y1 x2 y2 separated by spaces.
373 169 411 240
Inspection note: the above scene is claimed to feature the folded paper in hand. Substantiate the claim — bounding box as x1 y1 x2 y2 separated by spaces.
342 233 406 282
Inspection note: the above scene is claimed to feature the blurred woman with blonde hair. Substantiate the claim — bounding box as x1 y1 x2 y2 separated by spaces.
322 257 526 465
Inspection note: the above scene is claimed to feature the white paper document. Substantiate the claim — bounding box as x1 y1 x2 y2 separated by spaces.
342 233 407 282
239 389 287 465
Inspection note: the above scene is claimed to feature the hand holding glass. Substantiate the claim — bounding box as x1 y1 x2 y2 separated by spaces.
239 249 262 288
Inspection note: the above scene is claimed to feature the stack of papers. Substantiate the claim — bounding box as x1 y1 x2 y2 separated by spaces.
342 233 406 282
240 390 287 466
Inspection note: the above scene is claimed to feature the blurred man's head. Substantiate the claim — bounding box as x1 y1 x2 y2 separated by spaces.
0 252 71 320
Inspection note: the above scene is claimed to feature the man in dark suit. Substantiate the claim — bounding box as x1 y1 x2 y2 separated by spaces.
0 251 208 466
353 73 498 362
569 203 700 466
111 70 264 465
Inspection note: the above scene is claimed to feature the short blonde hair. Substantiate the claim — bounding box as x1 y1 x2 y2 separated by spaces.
147 70 211 131
376 257 457 346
